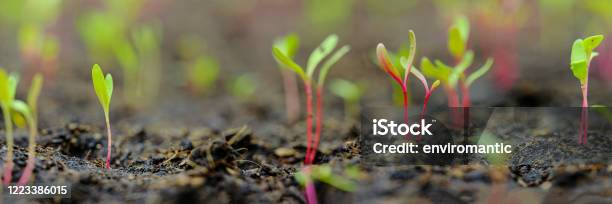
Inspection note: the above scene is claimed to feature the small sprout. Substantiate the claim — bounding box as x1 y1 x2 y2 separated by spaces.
273 34 301 123
228 74 257 101
295 165 358 192
421 16 493 107
401 57 440 117
329 79 363 120
187 55 219 94
570 34 604 144
272 34 350 165
16 73 43 185
376 30 416 123
273 34 350 204
91 64 114 169
0 69 18 184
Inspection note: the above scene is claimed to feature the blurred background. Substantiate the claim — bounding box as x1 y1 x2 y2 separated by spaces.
0 0 611 130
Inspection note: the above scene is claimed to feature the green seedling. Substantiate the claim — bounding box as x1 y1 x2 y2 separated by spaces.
0 69 18 185
376 30 416 123
273 34 350 165
91 64 114 169
329 79 363 120
273 34 350 204
570 34 604 144
295 165 359 193
228 74 257 101
273 34 301 123
187 55 219 94
421 16 493 107
15 73 42 185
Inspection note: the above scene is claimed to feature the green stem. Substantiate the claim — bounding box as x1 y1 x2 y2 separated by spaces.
18 116 36 185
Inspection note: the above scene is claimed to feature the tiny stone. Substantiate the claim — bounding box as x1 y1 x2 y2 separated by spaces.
180 139 194 151
274 147 296 157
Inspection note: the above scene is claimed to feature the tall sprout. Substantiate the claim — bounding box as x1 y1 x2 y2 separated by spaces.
0 69 18 184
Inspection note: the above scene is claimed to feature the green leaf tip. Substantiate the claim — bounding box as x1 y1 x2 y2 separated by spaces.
317 45 350 87
448 16 470 59
307 34 339 78
273 33 300 58
570 35 604 85
465 58 494 86
272 47 306 81
91 64 113 113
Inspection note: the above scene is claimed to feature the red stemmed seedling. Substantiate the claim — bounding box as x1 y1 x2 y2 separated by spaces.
273 34 350 204
400 58 440 118
570 34 604 144
376 30 417 125
91 64 114 169
273 34 301 123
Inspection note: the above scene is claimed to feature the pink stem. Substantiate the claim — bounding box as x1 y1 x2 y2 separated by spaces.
401 87 411 140
282 70 300 123
304 166 318 204
17 158 34 185
307 87 323 164
105 117 112 169
304 81 313 165
580 85 588 144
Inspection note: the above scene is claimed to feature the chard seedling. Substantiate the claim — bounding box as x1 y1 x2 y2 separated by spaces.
421 16 494 107
15 73 43 185
228 74 257 101
273 34 301 123
91 64 114 169
0 69 18 185
187 55 219 94
329 79 363 120
570 34 604 144
376 30 416 123
400 58 440 118
273 34 350 204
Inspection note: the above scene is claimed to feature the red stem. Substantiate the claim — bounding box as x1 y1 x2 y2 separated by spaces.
421 93 431 119
461 81 471 107
303 81 314 165
307 87 323 164
580 84 588 144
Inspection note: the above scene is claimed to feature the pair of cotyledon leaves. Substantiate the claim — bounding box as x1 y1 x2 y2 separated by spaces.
91 64 113 115
272 34 350 87
570 35 604 85
0 70 43 127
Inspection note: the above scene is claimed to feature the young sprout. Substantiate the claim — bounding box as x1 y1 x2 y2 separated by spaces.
570 34 604 144
422 16 494 107
273 34 349 204
329 79 362 121
187 55 219 94
0 69 18 185
273 34 350 165
273 34 301 123
400 58 440 118
376 30 416 123
228 74 257 101
16 73 43 185
91 64 114 169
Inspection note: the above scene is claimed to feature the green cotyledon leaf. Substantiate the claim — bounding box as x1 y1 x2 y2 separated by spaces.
317 45 350 87
272 47 307 81
307 34 338 78
583 35 604 56
570 39 588 84
274 33 300 58
91 64 113 113
0 69 9 104
465 58 494 86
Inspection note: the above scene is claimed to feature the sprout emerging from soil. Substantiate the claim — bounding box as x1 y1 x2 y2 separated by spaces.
273 34 301 123
273 34 350 204
16 73 43 185
91 64 114 169
329 79 362 120
400 59 440 118
376 30 417 124
0 69 18 185
570 34 604 144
